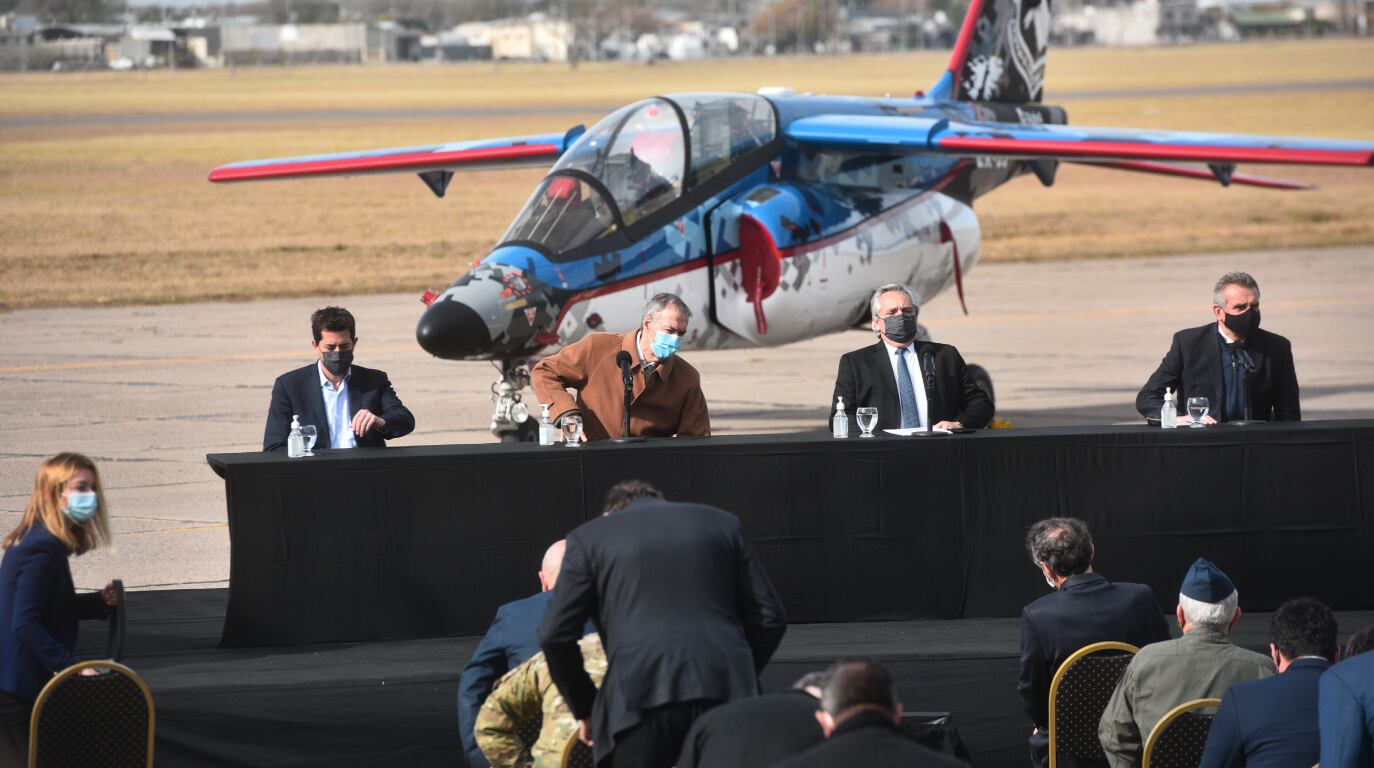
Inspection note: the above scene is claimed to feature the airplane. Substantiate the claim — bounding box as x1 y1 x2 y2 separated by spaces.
210 0 1374 441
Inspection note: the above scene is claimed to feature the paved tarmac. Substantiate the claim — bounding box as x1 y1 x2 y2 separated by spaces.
2 246 1371 592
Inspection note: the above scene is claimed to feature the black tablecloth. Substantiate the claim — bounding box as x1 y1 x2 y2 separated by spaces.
208 421 1374 647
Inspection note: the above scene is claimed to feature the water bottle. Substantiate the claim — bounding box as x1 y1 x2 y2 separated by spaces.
537 403 556 446
832 396 849 439
287 414 305 457
1161 388 1178 429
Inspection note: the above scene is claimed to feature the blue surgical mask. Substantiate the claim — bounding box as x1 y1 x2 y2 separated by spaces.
63 491 98 523
651 330 682 360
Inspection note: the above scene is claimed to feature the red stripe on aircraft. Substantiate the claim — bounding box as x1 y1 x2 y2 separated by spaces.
946 0 986 85
1090 160 1314 190
207 144 560 182
938 137 1374 166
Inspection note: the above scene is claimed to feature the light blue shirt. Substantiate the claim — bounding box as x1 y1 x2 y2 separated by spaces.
318 361 355 449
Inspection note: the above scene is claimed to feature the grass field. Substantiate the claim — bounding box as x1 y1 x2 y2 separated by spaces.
2 39 1373 309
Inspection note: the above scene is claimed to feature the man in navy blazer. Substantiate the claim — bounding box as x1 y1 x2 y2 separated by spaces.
1200 597 1338 768
263 306 414 451
830 283 992 432
1136 272 1300 423
1019 518 1171 768
458 540 567 768
1320 644 1374 768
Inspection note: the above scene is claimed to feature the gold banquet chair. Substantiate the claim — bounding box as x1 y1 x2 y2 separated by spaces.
560 732 595 768
1142 698 1221 768
29 660 155 768
1047 641 1140 768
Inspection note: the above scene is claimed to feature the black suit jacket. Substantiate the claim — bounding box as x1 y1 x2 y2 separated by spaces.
1136 324 1300 422
677 689 823 768
1199 657 1328 768
1018 572 1171 732
774 709 968 768
263 363 415 451
538 499 787 763
831 340 993 430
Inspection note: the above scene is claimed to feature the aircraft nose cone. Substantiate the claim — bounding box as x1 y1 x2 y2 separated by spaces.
416 299 491 359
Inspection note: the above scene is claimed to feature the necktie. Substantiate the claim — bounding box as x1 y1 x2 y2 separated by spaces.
896 347 921 428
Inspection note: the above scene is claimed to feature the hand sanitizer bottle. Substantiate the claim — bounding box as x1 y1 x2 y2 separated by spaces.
288 414 305 457
537 403 556 446
832 396 849 439
1161 388 1178 429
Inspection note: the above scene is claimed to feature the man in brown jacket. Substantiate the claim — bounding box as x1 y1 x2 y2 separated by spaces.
531 293 710 442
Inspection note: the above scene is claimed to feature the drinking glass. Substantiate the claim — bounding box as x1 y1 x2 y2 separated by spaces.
300 425 318 455
856 407 879 438
1186 397 1209 428
562 414 584 447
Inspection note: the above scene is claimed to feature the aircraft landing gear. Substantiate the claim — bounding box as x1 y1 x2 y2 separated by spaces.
491 360 537 443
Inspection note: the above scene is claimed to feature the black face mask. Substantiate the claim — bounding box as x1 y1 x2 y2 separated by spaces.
1222 308 1260 339
881 314 918 344
321 350 353 376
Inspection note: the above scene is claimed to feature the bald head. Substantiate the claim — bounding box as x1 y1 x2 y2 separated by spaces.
539 540 567 591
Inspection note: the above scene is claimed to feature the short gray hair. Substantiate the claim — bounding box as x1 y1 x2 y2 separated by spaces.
643 293 692 322
1179 590 1240 631
869 283 920 317
1213 272 1260 307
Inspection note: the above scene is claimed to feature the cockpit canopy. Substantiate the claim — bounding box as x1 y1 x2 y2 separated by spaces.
500 93 777 259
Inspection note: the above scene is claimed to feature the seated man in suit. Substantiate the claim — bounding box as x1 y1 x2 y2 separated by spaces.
1136 271 1300 424
775 659 965 768
830 283 993 431
1019 517 1171 768
676 670 828 768
459 540 568 768
263 306 414 451
1099 559 1274 768
1200 597 1337 768
1319 640 1374 768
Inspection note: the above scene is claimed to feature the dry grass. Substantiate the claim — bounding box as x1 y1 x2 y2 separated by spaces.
1 39 1373 309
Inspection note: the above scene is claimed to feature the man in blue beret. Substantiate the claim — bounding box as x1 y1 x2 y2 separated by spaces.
1098 558 1274 768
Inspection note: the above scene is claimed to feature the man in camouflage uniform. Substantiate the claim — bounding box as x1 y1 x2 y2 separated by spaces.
476 634 607 768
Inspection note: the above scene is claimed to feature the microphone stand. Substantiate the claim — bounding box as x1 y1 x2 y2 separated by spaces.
611 353 646 444
1229 343 1261 426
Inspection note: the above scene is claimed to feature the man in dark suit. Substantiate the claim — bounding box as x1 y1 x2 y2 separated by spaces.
775 659 966 768
1019 517 1171 768
263 306 414 451
830 283 993 431
1200 597 1338 768
538 493 787 768
676 670 828 768
458 540 567 768
1136 271 1300 424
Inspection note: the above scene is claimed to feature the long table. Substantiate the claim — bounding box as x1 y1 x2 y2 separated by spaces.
208 421 1374 647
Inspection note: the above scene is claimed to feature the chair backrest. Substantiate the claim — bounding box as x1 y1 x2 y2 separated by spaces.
1048 641 1140 768
560 732 595 768
515 713 543 753
29 660 154 768
1142 698 1220 768
106 579 126 663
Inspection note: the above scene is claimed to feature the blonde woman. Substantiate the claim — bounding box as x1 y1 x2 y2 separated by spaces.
0 452 117 764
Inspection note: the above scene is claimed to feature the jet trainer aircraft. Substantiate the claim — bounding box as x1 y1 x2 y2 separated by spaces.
211 0 1374 440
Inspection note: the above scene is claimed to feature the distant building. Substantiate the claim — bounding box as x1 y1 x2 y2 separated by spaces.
220 23 366 66
487 15 572 61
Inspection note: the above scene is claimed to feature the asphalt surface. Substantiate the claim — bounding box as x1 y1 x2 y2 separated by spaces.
1 246 1371 591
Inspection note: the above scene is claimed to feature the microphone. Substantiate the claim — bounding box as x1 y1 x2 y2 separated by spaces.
611 351 644 443
921 352 936 392
616 351 633 387
1232 343 1257 376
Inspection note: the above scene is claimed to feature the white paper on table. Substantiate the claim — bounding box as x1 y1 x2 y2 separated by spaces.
882 427 952 436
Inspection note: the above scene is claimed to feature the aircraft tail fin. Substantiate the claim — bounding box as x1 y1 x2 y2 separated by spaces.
928 0 1051 103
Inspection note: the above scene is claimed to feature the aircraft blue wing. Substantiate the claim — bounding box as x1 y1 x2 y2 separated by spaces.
786 115 1374 167
208 127 583 183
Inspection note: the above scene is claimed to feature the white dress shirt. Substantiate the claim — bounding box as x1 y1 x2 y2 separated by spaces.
884 342 930 428
318 361 356 449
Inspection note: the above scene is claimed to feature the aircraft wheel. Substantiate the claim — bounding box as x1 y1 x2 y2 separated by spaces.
968 364 995 406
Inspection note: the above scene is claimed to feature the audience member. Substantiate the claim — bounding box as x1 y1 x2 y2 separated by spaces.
1019 518 1170 768
1344 625 1374 659
263 306 414 451
1319 645 1374 768
538 483 786 767
676 670 829 768
1199 597 1337 768
459 540 568 768
1099 558 1273 768
600 479 663 515
475 633 607 768
0 453 118 766
774 659 966 768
